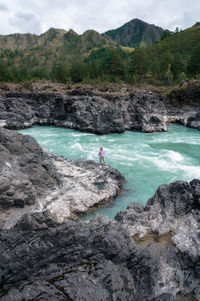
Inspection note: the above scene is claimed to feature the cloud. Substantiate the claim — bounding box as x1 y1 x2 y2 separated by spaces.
9 11 42 34
0 3 8 11
0 0 199 35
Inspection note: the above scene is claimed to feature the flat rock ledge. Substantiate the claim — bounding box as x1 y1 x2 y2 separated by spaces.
0 90 199 134
0 179 200 301
0 127 124 229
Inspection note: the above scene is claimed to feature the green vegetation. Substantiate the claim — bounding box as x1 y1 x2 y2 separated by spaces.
0 23 200 85
103 18 165 47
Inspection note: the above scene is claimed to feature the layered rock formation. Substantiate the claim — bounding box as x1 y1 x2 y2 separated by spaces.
0 89 199 134
0 179 200 300
0 127 124 228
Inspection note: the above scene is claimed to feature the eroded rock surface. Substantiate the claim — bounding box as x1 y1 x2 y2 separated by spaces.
0 87 199 134
0 91 168 134
0 179 200 300
0 128 124 228
116 179 200 300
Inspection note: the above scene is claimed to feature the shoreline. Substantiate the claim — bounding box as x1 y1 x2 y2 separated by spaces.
0 86 200 300
0 89 199 134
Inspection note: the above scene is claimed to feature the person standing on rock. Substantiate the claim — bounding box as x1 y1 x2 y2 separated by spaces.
98 146 106 165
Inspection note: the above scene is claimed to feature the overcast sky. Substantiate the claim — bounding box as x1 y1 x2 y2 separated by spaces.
0 0 199 35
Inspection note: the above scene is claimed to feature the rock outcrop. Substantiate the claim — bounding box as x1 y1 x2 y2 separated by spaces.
0 89 199 134
0 179 200 300
187 112 200 130
116 179 200 299
0 91 168 134
0 128 124 228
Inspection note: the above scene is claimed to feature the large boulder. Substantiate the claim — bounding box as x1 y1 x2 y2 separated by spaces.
0 127 58 209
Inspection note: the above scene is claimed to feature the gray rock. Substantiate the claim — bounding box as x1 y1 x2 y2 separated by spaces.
187 112 200 130
0 128 124 228
0 91 170 134
1 177 200 300
0 90 199 134
116 179 200 300
0 154 200 300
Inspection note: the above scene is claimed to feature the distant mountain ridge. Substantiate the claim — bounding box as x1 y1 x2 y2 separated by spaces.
0 28 67 50
103 18 168 47
0 28 113 51
0 28 116 70
0 18 200 84
0 18 168 52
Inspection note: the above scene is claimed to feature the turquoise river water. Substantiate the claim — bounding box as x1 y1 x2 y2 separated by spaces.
19 125 200 219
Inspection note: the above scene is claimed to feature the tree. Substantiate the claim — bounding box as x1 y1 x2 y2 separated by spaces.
0 61 11 81
30 68 48 80
187 43 200 76
129 48 149 78
50 62 69 83
161 30 171 40
175 27 179 33
86 61 101 80
70 61 85 83
160 50 174 82
171 54 185 79
17 66 30 81
102 48 124 79
149 60 161 79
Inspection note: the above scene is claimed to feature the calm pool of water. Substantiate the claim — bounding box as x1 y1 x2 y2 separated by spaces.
19 125 200 219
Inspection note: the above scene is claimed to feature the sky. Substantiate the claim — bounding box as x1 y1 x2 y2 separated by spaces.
0 0 199 35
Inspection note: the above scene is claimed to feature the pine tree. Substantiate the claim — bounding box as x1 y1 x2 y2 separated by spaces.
130 48 149 78
70 61 85 83
0 61 10 81
102 48 124 79
171 54 185 79
187 43 200 76
160 50 174 82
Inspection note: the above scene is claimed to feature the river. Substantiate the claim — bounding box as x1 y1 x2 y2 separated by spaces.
19 125 200 219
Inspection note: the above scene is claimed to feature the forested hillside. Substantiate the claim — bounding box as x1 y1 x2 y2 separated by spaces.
0 21 199 85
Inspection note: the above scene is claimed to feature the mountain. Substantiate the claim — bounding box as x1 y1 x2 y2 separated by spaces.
0 19 168 72
0 28 114 52
0 28 115 70
0 28 69 51
0 20 199 84
103 18 168 47
148 22 200 62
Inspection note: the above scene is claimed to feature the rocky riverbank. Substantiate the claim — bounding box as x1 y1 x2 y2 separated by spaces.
0 179 200 300
0 126 199 300
0 127 124 229
0 86 200 300
0 89 199 134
